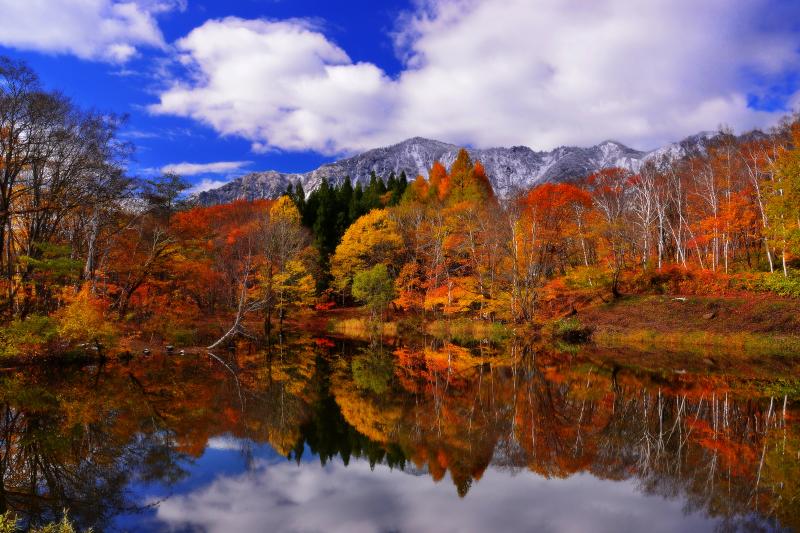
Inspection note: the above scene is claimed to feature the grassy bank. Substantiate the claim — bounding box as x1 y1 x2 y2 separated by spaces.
573 293 800 356
593 328 800 357
327 292 800 356
578 294 800 335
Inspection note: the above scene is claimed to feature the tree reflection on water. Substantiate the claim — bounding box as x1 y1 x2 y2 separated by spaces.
0 336 797 531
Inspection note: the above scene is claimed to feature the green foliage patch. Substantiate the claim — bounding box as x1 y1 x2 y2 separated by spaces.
0 315 58 357
744 271 800 298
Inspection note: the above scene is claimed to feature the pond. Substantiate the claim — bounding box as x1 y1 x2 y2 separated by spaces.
1 336 798 532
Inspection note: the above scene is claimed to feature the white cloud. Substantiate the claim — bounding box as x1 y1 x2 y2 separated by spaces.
186 178 232 195
161 160 251 176
0 0 183 62
151 0 800 153
152 455 721 533
151 18 395 154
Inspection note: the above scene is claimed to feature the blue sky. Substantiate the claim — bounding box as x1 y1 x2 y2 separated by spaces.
1 0 800 193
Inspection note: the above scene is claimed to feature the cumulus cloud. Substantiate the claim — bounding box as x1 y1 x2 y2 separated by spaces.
151 0 800 153
161 160 251 176
393 0 800 150
151 18 395 154
0 0 184 62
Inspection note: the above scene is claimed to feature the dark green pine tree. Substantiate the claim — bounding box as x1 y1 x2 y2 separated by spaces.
362 171 385 211
386 171 397 196
390 171 408 205
336 176 354 238
294 182 306 215
367 171 380 198
300 181 317 228
349 182 364 222
313 178 338 257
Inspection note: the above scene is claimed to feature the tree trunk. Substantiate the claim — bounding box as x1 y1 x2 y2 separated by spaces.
264 304 272 338
84 210 100 287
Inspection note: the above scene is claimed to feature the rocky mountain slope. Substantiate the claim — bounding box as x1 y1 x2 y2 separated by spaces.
194 133 722 204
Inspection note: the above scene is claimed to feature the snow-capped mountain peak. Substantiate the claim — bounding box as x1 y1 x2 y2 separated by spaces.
193 131 743 205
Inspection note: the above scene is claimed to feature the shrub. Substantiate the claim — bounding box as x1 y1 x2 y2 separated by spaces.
638 264 692 294
166 327 197 346
745 271 800 298
0 315 58 357
563 266 611 291
552 317 593 343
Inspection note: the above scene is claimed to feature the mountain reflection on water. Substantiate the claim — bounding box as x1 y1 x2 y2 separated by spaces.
0 336 798 532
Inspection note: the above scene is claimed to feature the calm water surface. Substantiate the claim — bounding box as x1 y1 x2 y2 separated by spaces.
2 336 798 532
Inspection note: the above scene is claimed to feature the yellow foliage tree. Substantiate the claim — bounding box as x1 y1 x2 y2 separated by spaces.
768 122 800 276
272 257 317 320
260 196 314 333
331 209 403 295
57 284 116 344
270 194 301 225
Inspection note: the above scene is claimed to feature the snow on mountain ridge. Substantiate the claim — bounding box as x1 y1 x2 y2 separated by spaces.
193 132 734 205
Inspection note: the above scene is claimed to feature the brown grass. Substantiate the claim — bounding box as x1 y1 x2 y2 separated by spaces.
579 294 800 336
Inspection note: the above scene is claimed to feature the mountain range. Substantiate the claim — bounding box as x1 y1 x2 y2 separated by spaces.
194 132 723 205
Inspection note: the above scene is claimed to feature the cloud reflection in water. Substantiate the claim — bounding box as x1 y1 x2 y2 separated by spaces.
152 439 719 533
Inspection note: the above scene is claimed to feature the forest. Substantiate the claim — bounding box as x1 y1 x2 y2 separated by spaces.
1 55 799 357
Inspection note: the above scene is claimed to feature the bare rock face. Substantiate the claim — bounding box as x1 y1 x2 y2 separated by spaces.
193 132 744 205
